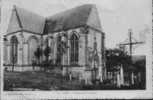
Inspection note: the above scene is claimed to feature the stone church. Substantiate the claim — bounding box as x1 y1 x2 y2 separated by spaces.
3 4 106 83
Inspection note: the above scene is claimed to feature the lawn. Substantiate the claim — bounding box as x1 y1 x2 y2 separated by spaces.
4 70 145 91
4 70 83 91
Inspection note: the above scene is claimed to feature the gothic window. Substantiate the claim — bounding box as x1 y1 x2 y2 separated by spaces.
10 36 18 64
4 38 8 64
28 36 38 64
70 34 79 64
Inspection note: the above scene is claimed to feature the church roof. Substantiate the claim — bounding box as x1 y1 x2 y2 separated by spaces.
7 4 102 35
7 6 45 34
44 4 102 33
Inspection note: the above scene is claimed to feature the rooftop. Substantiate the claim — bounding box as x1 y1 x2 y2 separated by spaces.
7 4 102 34
7 5 45 34
45 4 102 33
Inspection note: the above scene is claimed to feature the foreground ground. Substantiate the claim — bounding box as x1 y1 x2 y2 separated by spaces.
4 70 145 91
4 70 84 90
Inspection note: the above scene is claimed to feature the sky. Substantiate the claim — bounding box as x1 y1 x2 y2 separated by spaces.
1 0 152 55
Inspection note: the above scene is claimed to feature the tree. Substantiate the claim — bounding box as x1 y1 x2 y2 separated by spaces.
43 45 51 71
34 46 43 65
105 48 131 72
44 45 50 62
105 48 132 86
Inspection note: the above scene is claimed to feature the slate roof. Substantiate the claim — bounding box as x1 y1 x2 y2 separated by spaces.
7 6 45 34
7 4 102 35
44 4 102 33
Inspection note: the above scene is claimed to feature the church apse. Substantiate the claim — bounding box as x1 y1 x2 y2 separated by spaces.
3 4 106 85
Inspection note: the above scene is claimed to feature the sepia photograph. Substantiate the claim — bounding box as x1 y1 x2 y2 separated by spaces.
0 0 152 99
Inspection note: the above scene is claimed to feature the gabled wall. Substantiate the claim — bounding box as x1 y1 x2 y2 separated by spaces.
7 9 21 34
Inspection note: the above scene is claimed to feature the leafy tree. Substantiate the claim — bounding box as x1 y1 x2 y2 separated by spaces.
43 45 51 71
44 45 51 61
34 46 43 65
105 48 131 72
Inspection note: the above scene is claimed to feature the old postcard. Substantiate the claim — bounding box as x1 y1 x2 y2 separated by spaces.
0 0 152 99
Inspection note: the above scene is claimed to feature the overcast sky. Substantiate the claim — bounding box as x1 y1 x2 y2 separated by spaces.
1 0 152 55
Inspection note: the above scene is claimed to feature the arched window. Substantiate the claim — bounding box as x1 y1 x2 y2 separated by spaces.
70 34 79 64
10 36 18 64
28 36 38 64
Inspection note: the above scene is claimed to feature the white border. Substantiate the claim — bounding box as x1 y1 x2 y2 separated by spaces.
1 0 153 99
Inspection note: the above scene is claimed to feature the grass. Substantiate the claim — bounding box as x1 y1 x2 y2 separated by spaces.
4 70 84 91
4 70 145 91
